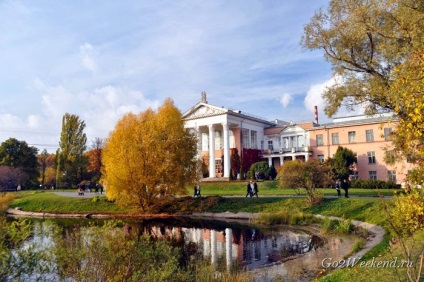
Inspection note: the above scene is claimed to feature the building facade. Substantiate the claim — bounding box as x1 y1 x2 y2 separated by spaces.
183 93 413 184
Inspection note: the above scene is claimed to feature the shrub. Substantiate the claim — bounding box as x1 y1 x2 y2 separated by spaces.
350 179 400 189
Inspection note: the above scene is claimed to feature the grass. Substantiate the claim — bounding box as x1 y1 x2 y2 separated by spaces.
192 180 399 197
8 191 130 214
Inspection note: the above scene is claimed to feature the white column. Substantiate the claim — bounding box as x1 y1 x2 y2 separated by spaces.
280 156 284 166
211 230 217 264
196 126 202 160
222 123 230 178
268 157 272 166
225 228 232 271
208 124 216 178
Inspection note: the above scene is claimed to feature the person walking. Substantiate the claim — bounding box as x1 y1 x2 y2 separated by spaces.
246 180 254 197
335 180 341 198
252 180 259 197
341 179 349 198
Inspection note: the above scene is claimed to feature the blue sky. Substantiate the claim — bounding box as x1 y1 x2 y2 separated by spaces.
0 0 340 152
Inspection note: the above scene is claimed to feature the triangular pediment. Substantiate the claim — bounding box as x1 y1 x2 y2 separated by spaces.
182 103 227 120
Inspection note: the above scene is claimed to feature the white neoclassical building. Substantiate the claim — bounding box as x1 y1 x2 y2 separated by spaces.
183 92 273 179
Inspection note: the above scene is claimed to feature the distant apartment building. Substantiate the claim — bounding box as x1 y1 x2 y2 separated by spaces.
183 92 413 184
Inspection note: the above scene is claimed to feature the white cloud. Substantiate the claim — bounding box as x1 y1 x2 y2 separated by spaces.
279 93 292 108
80 43 97 72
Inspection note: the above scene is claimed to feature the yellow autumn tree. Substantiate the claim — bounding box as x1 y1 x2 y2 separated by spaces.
101 98 197 212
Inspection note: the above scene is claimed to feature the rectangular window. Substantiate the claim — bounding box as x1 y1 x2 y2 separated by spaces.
366 129 374 142
251 130 258 149
388 170 396 182
242 129 249 149
350 171 359 180
283 137 289 148
268 140 273 151
348 131 356 143
384 127 392 141
369 171 377 180
214 131 222 149
367 151 376 164
317 134 324 146
317 155 324 164
331 133 339 145
201 133 208 151
215 159 222 174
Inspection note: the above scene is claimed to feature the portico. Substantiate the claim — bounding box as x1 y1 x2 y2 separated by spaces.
183 92 273 179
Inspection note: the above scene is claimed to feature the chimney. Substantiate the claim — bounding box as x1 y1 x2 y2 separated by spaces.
314 105 318 124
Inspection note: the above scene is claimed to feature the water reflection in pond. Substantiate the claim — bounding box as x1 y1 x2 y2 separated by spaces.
8 216 355 281
132 217 326 272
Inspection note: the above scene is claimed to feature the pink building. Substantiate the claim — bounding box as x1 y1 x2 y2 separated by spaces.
308 114 414 184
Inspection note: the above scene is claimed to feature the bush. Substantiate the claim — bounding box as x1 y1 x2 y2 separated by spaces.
349 179 400 189
248 162 277 180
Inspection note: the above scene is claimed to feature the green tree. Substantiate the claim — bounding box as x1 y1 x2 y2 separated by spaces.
332 146 357 180
302 0 423 117
277 159 332 205
0 138 39 188
302 0 424 183
56 113 87 188
102 98 197 212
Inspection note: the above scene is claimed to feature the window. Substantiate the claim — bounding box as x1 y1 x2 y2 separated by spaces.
350 171 359 180
251 130 258 149
282 137 289 149
268 140 273 151
366 129 374 142
369 171 377 180
348 131 356 143
318 155 325 164
367 151 376 164
242 129 249 148
388 170 396 182
201 133 208 151
215 159 222 174
215 131 222 149
331 133 339 145
317 134 324 146
384 127 392 141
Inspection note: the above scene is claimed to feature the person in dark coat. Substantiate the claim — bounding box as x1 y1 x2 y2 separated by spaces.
335 180 341 198
252 180 259 197
341 179 349 198
246 180 253 197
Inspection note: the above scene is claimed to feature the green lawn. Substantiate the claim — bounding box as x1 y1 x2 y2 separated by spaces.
191 180 399 197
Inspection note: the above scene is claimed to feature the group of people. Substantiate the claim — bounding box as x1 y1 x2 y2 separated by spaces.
246 180 259 198
77 182 104 196
334 179 349 198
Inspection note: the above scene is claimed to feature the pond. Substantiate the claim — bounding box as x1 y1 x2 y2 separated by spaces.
4 216 357 281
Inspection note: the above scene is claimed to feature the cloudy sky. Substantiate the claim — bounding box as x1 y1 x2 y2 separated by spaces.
1 0 339 153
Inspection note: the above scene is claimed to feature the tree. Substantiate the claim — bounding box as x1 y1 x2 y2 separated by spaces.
102 98 197 212
0 166 28 192
230 148 241 180
332 146 357 180
56 114 87 188
302 0 424 183
84 138 104 183
0 138 39 188
277 159 332 205
38 151 56 189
